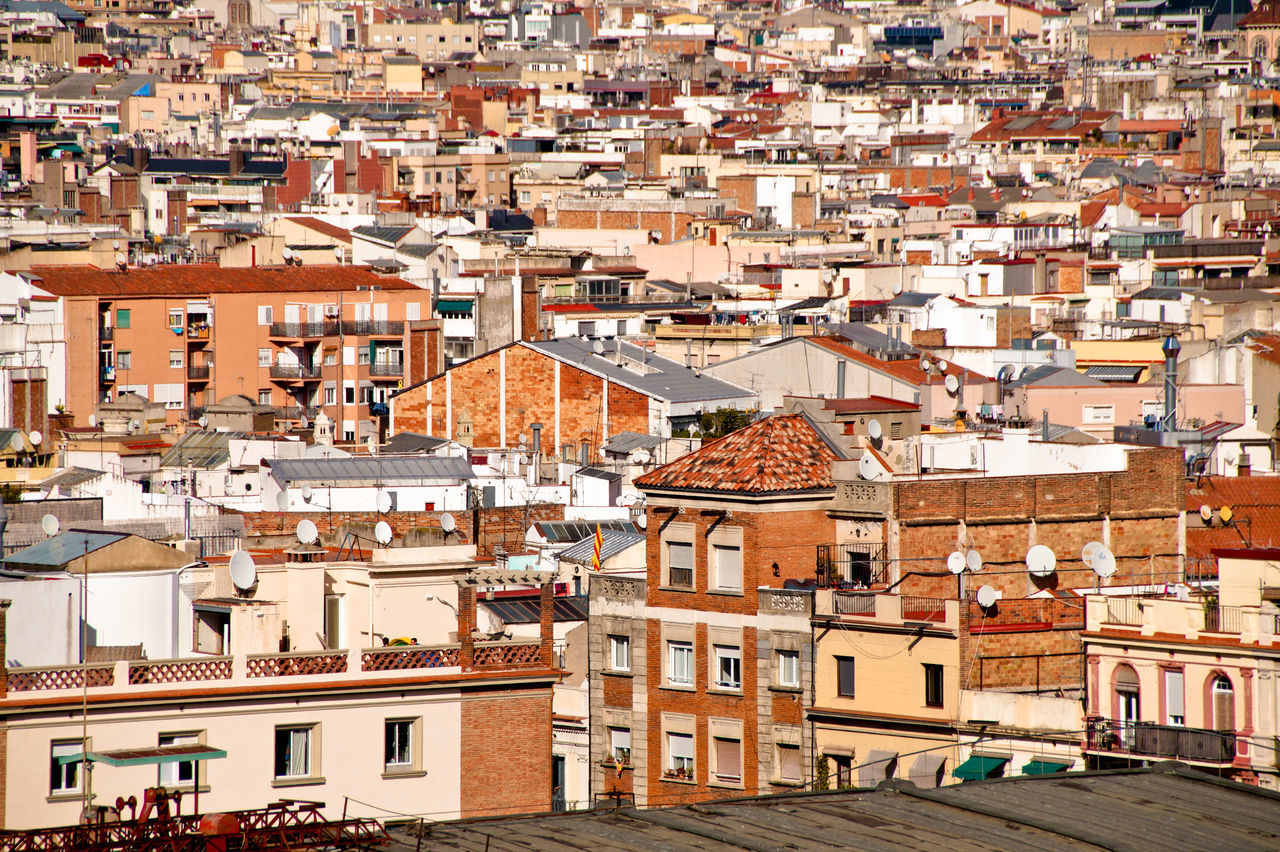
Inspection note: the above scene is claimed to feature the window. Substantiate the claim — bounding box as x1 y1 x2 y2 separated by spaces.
668 640 693 686
667 540 693 589
344 384 355 405
384 719 414 772
117 351 132 371
828 753 853 787
116 308 130 329
712 736 742 783
159 732 198 787
258 305 272 325
609 634 630 671
924 664 944 708
258 348 271 367
667 731 693 776
169 350 183 369
168 309 183 327
714 645 741 691
258 390 271 406
1165 669 1185 726
325 386 336 406
777 650 800 688
836 656 855 697
776 743 802 783
609 727 631 763
712 544 742 592
1211 675 1234 731
50 740 83 795
274 726 314 781
406 303 420 321
193 608 229 654
1083 404 1115 425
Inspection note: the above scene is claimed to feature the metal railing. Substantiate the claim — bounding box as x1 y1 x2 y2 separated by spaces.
816 543 887 589
833 591 876 615
187 364 210 380
369 361 403 377
186 324 211 340
268 322 325 338
276 405 320 421
1086 716 1235 764
268 364 322 379
1105 598 1143 626
901 596 947 622
196 532 240 559
1204 605 1244 634
343 320 404 336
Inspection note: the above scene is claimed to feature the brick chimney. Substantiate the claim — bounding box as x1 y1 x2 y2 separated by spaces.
131 147 149 172
458 584 476 670
539 582 555 668
229 147 245 178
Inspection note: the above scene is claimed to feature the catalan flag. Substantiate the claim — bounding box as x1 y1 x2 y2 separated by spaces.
591 523 604 571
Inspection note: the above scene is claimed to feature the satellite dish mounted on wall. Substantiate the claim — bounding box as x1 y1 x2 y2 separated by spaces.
592 340 604 355
28 430 41 447
276 490 289 512
858 453 884 482
40 514 59 537
944 373 960 396
1092 546 1117 578
440 512 457 533
198 415 208 429
9 433 23 452
296 519 318 546
947 551 965 575
302 485 314 501
1220 505 1234 524
229 550 257 593
1026 544 1057 578
375 520 393 545
976 585 998 609
376 490 393 514
867 419 883 443
1199 504 1212 524
966 549 982 573
1082 541 1104 567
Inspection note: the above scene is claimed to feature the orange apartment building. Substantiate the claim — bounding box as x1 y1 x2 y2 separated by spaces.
28 265 435 439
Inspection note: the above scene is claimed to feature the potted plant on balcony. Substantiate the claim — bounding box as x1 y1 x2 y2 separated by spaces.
662 764 693 781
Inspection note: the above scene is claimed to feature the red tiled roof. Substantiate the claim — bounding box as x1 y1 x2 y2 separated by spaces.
283 216 353 244
635 413 840 495
28 265 416 297
1186 476 1280 559
807 337 993 384
823 395 920 413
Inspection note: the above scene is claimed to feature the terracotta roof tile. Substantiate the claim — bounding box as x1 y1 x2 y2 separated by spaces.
28 265 416 297
1186 476 1280 559
635 413 843 495
283 216 353 244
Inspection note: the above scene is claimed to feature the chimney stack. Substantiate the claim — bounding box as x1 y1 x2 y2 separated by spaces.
1160 335 1181 431
229 147 245 178
131 147 149 172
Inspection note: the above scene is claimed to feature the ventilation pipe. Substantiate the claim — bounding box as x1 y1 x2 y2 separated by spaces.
1160 335 1181 431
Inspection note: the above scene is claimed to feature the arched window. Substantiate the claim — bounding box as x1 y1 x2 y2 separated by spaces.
1211 675 1234 731
1254 37 1269 60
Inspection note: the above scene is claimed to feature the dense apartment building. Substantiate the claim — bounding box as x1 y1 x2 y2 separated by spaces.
26 264 432 437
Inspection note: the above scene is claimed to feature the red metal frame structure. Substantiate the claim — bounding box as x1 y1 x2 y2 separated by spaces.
0 799 388 852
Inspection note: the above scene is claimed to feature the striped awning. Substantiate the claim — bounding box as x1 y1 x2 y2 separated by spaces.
1084 365 1144 382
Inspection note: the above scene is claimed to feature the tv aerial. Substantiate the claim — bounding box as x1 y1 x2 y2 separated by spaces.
229 550 257 593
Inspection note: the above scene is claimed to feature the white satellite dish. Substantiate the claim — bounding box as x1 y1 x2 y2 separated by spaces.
376 490 393 514
276 490 289 511
9 433 23 452
440 512 456 533
115 251 126 267
947 551 965 574
282 246 294 261
40 514 59 536
966 549 983 573
858 453 883 481
1092 547 1117 578
944 374 960 395
300 416 310 429
375 520 393 545
867 419 883 441
28 430 42 447
637 513 648 529
592 340 604 355
88 414 97 427
198 415 208 429
615 496 626 507
229 550 257 592
919 357 931 373
1026 544 1057 578
976 584 998 609
302 484 313 501
367 436 378 454
937 359 948 371
1082 541 1105 567
296 518 318 545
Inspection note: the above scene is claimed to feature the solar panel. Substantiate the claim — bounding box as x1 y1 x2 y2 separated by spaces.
1006 116 1038 130
1048 117 1076 131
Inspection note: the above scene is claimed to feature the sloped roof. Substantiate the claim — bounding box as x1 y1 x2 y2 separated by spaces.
636 413 845 496
0 530 126 570
480 594 589 624
283 216 352 244
267 455 473 487
1007 365 1107 389
557 528 646 565
603 431 662 455
160 430 249 469
29 265 415 297
1186 476 1280 559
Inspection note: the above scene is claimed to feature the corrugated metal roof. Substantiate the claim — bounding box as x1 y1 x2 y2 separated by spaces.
39 467 105 492
1084 365 1145 382
532 520 638 544
160 430 248 469
393 764 1280 852
557 529 645 565
480 595 589 624
268 454 473 486
381 432 449 454
603 431 662 455
1 530 128 569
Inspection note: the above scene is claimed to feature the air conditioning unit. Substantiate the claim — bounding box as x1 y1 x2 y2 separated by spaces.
324 306 339 317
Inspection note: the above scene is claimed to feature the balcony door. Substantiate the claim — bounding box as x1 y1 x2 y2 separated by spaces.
1116 666 1140 749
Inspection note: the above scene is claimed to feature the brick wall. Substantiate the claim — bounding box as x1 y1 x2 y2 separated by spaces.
459 689 553 817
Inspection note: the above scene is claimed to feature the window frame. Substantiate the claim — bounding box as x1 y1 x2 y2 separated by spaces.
836 656 856 698
713 644 742 692
116 308 130 329
383 717 421 775
666 731 694 777
158 731 201 788
50 739 84 797
272 724 319 785
924 663 944 708
608 633 630 672
667 640 693 687
608 726 632 764
666 539 694 590
777 649 800 689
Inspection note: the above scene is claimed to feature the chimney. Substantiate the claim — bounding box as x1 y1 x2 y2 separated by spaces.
1160 335 1181 431
836 359 846 399
579 443 590 468
1238 453 1252 477
131 147 149 172
229 147 245 178
457 583 476 670
0 599 10 695
539 581 555 668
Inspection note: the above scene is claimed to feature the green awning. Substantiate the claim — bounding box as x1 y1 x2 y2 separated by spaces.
953 754 1009 781
436 299 473 312
1022 758 1073 776
58 745 227 767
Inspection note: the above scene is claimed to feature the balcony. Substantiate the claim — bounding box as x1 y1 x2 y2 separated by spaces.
342 320 404 337
98 325 113 341
369 361 403 378
99 366 115 385
816 543 888 589
276 405 320 421
186 322 211 342
269 322 326 339
815 590 958 629
187 364 210 381
269 364 322 380
1085 716 1236 764
1204 605 1244 634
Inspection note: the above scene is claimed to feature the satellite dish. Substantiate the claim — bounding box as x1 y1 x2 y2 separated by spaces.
276 490 289 511
867 419 883 440
920 357 931 373
1220 505 1234 524
8 433 23 452
376 490 393 514
88 414 97 427
198 415 208 428
976 585 998 609
229 550 257 591
632 448 652 465
615 496 626 507
592 340 604 355
1199 504 1212 523
944 374 960 395
858 453 884 481
440 512 456 532
282 246 294 261
937 359 948 371
1092 547 1117 578
296 519 319 545
947 551 965 574
966 549 983 573
40 514 59 536
28 430 42 447
115 251 126 267
1026 544 1057 578
637 513 647 529
375 520 393 545
300 416 310 429
302 485 314 501
1082 541 1105 567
